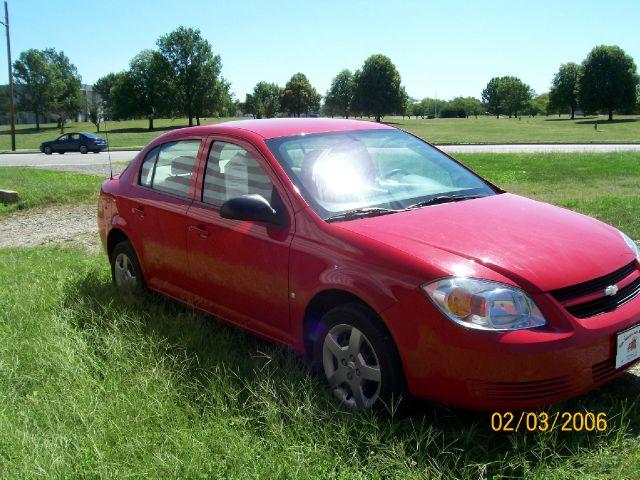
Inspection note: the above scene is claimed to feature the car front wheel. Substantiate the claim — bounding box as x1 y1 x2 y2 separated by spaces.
110 240 145 300
79 145 88 154
43 146 52 155
314 303 408 412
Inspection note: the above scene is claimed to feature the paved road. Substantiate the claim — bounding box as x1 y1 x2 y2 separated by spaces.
0 150 136 176
1 144 639 175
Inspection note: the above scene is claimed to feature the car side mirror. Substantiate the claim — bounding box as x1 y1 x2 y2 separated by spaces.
220 194 283 225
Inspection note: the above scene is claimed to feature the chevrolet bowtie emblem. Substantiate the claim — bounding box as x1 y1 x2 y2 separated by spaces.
604 285 619 296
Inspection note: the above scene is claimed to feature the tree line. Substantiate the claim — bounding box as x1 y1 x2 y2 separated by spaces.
10 36 640 133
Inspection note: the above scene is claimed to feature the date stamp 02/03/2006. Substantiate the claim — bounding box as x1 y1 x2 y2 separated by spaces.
490 411 608 432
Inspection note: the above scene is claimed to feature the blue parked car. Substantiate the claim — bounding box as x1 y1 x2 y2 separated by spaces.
40 132 108 154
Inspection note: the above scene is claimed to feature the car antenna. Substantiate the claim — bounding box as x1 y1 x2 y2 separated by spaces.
103 117 113 179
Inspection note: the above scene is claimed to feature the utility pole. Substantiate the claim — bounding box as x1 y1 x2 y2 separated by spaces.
1 1 15 151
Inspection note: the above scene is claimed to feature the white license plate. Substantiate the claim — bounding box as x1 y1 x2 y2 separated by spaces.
616 324 640 369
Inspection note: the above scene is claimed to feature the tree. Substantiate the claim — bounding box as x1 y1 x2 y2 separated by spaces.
482 76 533 118
352 54 404 122
13 49 56 129
482 77 502 118
440 96 483 118
129 50 174 129
94 72 122 118
45 49 83 133
529 93 550 116
157 26 223 126
281 73 321 117
578 45 638 121
86 94 102 132
419 97 445 118
325 69 354 118
549 62 580 119
109 72 139 120
244 82 281 118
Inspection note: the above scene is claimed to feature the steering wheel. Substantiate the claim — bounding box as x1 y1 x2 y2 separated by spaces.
382 168 411 180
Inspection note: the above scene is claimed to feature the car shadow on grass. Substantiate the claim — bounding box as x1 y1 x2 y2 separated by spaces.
63 270 640 477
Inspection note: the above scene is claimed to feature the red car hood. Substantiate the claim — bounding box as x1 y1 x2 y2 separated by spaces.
335 193 634 292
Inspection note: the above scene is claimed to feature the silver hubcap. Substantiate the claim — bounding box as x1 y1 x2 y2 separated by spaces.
322 324 382 409
114 252 137 291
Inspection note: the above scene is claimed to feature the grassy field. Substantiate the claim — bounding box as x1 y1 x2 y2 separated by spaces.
1 152 640 477
0 117 240 151
0 114 639 151
0 168 102 217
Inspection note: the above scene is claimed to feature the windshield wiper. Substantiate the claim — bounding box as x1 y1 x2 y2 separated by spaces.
325 207 398 223
404 194 485 210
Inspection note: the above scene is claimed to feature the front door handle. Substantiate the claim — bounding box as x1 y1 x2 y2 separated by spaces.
131 206 145 219
188 225 210 239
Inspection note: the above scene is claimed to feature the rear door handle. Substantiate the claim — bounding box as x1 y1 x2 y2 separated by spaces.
131 206 145 219
188 225 210 239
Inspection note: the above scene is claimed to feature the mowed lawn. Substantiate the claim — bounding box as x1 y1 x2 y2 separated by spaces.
0 168 103 217
1 152 640 478
391 114 640 144
0 117 241 151
0 114 639 151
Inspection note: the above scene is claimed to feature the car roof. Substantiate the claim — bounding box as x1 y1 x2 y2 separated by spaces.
162 118 395 141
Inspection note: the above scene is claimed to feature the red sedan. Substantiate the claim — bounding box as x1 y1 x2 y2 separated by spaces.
98 118 640 411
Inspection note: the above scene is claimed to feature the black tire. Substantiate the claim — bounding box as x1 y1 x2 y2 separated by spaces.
43 146 52 155
79 145 88 154
312 303 409 413
59 151 65 155
110 240 146 301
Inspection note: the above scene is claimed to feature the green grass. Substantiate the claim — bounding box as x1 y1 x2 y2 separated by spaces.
0 117 241 151
458 151 640 240
1 247 640 478
1 115 639 151
2 152 640 477
0 167 103 217
389 115 640 144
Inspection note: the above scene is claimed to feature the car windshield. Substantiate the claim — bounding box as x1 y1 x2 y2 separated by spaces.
266 129 496 220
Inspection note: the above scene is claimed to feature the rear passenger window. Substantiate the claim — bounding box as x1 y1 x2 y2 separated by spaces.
138 140 201 199
202 142 275 206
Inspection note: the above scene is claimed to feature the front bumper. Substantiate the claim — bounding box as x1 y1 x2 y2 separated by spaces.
383 288 640 410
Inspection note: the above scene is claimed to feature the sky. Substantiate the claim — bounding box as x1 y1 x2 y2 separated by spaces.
1 0 639 102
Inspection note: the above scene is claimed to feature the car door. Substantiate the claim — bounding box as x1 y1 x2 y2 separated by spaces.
185 137 295 342
67 133 81 152
53 134 69 152
125 138 203 301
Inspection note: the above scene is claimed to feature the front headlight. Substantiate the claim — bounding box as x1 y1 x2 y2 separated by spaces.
620 231 640 262
421 277 547 331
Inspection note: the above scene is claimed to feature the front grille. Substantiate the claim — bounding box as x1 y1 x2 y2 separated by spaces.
565 277 640 318
467 376 576 401
550 261 640 318
550 261 636 302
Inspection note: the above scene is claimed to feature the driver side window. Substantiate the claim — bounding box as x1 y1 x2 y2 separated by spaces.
202 141 275 207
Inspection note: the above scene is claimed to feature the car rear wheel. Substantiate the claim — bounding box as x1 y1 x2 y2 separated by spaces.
44 146 52 155
313 303 408 412
110 241 145 301
79 145 88 154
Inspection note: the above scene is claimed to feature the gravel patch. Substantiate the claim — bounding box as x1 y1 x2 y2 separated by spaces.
0 204 100 250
